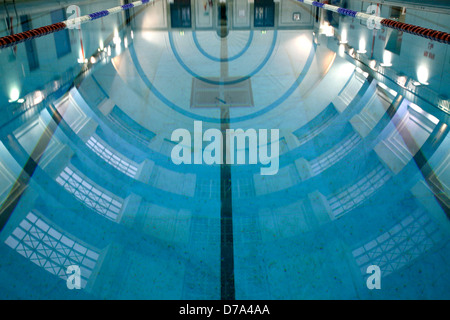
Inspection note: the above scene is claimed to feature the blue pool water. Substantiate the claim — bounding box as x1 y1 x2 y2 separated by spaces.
0 0 449 300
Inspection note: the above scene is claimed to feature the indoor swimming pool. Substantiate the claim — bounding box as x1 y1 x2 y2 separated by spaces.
0 0 449 300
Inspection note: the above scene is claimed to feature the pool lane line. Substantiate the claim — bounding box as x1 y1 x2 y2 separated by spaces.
0 0 155 49
218 23 235 300
295 0 449 44
2 0 448 50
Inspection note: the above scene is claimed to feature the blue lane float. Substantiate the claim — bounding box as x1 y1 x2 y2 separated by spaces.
0 0 154 49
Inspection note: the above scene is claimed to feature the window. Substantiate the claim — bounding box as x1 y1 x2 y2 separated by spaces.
56 167 123 221
293 105 338 145
108 106 156 145
86 136 138 178
4 212 99 288
310 132 361 176
254 0 274 28
328 164 391 218
255 7 264 20
170 0 192 28
352 208 442 277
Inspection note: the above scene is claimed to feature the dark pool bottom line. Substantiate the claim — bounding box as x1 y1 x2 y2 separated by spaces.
220 103 235 299
221 162 235 300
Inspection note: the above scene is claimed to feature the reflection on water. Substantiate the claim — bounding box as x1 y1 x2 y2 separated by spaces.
0 0 449 299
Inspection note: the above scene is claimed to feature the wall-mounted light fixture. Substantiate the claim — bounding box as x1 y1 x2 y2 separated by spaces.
417 65 429 85
8 88 20 103
380 50 392 67
340 29 348 44
338 44 345 56
357 38 366 53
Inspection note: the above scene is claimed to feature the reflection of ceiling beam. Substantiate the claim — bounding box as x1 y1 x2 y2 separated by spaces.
359 0 450 14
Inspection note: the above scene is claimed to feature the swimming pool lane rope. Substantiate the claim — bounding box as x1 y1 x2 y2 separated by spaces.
0 0 449 49
0 0 154 49
298 0 449 44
